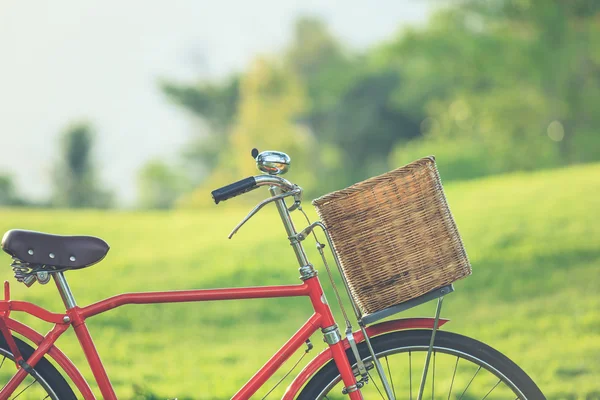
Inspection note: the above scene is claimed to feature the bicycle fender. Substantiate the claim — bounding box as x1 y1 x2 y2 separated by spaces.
283 317 449 399
4 317 96 399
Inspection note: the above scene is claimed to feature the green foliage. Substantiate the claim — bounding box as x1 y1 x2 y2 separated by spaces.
0 174 26 206
52 122 113 208
388 0 600 179
162 1 600 201
178 59 317 207
285 16 352 113
0 163 597 398
284 16 423 189
162 76 239 134
392 88 561 180
137 160 189 209
313 69 421 187
161 77 240 181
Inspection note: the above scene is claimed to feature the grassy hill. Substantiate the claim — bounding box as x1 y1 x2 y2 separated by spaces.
0 163 598 399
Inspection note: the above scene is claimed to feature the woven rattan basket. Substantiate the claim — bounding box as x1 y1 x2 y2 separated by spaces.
312 156 471 316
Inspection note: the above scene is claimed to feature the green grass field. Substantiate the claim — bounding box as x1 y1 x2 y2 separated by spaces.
0 163 598 399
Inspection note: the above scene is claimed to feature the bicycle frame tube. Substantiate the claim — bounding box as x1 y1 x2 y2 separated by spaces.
0 274 362 400
1 322 70 396
1 317 95 397
79 283 310 318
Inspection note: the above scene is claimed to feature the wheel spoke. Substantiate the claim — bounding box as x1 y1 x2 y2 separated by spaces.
448 356 459 400
409 351 412 400
0 344 72 399
481 378 501 400
457 365 481 400
431 351 436 400
385 356 396 399
367 370 385 399
302 331 540 400
10 378 37 399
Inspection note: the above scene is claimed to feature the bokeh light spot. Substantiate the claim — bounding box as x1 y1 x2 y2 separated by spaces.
420 117 439 134
547 120 565 142
450 100 470 122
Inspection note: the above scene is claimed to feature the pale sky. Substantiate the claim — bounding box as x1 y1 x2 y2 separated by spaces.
0 0 433 205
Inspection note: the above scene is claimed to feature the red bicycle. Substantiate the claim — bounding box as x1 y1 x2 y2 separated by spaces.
0 150 544 399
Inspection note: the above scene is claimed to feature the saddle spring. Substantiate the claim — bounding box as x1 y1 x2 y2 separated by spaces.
9 257 56 287
10 257 37 287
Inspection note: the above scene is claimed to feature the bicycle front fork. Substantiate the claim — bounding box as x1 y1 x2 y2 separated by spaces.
327 333 365 399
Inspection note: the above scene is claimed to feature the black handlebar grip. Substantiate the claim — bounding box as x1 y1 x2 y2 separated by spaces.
211 177 258 204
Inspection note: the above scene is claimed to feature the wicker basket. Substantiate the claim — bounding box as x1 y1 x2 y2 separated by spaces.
312 156 471 316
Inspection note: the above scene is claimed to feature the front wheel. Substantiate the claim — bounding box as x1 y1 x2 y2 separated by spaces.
298 330 545 400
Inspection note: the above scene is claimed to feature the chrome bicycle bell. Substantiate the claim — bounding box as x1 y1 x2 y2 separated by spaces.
253 149 291 175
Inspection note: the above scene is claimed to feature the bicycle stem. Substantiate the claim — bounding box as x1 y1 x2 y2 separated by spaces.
269 186 311 269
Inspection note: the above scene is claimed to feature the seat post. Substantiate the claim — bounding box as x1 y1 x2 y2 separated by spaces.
53 272 77 309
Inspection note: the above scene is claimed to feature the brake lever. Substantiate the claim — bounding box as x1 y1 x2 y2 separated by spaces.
287 189 303 212
228 188 301 239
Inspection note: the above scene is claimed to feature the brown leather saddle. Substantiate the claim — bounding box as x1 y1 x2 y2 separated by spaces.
1 229 109 270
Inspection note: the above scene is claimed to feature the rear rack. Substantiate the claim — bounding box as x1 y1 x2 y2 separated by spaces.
360 284 453 326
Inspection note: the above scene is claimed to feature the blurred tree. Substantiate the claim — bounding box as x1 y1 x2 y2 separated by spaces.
316 69 421 187
285 16 352 113
137 160 189 209
162 77 239 133
0 174 26 206
286 17 422 189
466 0 600 162
164 3 600 198
161 76 240 181
388 0 600 178
52 122 113 208
179 58 316 207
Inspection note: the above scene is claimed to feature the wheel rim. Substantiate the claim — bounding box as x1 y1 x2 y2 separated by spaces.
314 344 528 400
0 348 60 400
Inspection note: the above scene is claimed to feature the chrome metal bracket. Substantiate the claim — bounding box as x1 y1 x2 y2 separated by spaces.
346 329 368 380
291 221 321 242
341 383 361 395
361 285 453 325
416 296 444 400
322 325 341 345
359 323 396 399
352 360 373 376
36 271 51 285
298 264 317 280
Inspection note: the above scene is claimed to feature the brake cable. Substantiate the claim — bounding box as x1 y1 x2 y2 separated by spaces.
228 187 301 239
296 206 370 384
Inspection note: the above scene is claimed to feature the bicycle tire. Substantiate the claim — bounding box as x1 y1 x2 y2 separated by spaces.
298 330 545 400
0 334 76 400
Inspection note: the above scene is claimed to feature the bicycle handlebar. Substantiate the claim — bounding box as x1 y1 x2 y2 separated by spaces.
211 177 258 204
211 175 297 204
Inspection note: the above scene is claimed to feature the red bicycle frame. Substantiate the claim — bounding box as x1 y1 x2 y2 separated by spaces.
0 274 364 399
0 276 446 399
0 182 448 399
